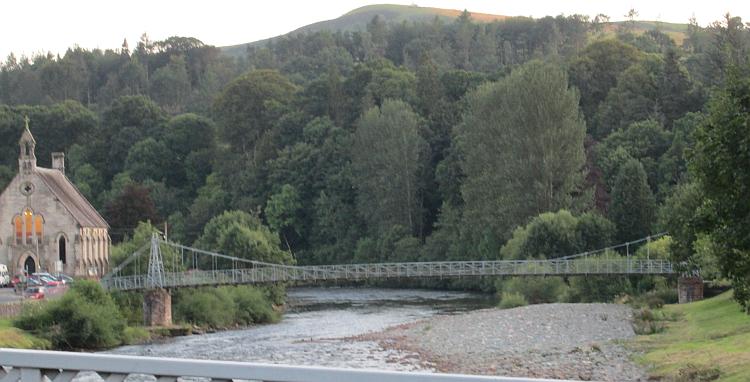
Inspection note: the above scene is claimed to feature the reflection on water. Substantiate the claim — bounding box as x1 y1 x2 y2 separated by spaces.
105 287 494 371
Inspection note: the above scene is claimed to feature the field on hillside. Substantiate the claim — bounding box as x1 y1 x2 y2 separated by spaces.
222 4 689 55
632 291 750 381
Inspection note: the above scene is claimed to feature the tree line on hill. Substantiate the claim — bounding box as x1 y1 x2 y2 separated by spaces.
0 12 749 311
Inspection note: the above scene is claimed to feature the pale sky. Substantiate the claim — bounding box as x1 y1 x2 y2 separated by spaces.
2 0 748 60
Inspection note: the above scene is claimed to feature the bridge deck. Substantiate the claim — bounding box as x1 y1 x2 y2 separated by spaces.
102 258 674 291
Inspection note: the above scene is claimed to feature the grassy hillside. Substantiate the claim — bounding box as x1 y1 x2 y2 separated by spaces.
221 4 508 57
221 4 690 58
633 291 750 381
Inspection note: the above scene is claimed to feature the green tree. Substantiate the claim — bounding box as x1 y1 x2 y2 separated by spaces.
690 70 750 311
352 99 428 237
162 113 216 190
568 39 641 124
0 165 13 191
71 163 105 206
657 182 704 264
183 173 230 243
105 183 160 242
195 210 293 265
124 138 172 183
458 60 586 246
100 95 167 179
609 158 656 243
149 55 191 113
500 210 615 260
595 119 672 193
212 70 297 159
265 184 303 252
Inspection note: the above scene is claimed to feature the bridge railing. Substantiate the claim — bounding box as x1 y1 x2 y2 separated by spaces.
0 349 573 382
102 258 674 291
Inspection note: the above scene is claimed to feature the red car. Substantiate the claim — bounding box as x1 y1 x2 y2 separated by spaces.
23 286 45 299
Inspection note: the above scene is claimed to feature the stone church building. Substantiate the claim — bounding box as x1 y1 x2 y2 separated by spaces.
0 122 110 277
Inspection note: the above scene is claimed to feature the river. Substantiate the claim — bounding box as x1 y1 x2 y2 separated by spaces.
106 287 495 371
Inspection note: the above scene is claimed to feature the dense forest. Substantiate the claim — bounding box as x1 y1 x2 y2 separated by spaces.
1 11 749 310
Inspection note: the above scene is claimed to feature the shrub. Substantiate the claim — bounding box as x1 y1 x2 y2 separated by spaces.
643 295 665 309
498 277 567 304
230 286 279 324
122 326 150 345
566 275 634 302
14 280 126 349
498 292 529 309
634 308 656 321
633 319 666 335
173 288 236 328
111 291 144 325
673 363 721 381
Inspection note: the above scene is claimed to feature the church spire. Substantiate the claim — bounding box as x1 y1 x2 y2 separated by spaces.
19 115 36 174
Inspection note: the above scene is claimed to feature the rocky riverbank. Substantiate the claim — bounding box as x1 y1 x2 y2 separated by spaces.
354 303 648 381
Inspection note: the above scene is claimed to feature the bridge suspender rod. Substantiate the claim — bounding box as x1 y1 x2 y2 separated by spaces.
159 239 300 270
556 232 667 260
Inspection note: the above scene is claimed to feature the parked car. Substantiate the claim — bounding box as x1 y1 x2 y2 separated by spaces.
28 274 60 287
23 286 45 299
33 273 63 286
56 274 74 284
0 264 9 287
27 277 43 287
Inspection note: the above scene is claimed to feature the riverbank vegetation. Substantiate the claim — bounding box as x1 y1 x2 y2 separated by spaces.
632 291 750 381
12 279 281 350
0 318 49 349
1 10 748 308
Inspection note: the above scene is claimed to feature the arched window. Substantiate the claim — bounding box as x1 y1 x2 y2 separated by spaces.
24 209 32 243
59 236 67 265
14 209 44 245
14 216 23 244
34 216 43 243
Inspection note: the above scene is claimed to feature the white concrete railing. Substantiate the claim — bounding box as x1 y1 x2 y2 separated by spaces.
0 349 576 382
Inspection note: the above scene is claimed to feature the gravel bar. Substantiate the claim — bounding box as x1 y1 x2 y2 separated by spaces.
355 303 648 381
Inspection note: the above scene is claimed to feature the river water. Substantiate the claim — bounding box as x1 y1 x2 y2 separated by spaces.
106 287 495 371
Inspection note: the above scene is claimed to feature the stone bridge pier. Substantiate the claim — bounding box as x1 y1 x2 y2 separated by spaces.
143 288 172 326
678 276 704 303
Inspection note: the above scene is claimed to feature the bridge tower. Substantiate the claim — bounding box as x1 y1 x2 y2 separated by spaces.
143 234 172 326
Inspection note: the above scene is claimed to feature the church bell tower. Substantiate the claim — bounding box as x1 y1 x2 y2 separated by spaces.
19 116 36 175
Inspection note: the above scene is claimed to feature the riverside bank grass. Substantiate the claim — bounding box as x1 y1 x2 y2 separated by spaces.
0 319 49 349
632 291 750 381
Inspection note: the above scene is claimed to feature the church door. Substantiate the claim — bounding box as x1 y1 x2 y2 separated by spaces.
24 256 36 274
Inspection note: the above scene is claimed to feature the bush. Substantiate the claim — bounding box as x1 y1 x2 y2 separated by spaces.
173 288 236 328
633 319 666 335
111 291 144 325
673 364 721 381
230 286 279 324
498 277 567 304
174 285 281 328
122 326 150 345
14 280 126 349
566 275 634 302
498 292 529 309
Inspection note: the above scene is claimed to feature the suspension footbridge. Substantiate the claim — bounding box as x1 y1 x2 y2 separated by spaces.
101 233 676 292
96 232 701 327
